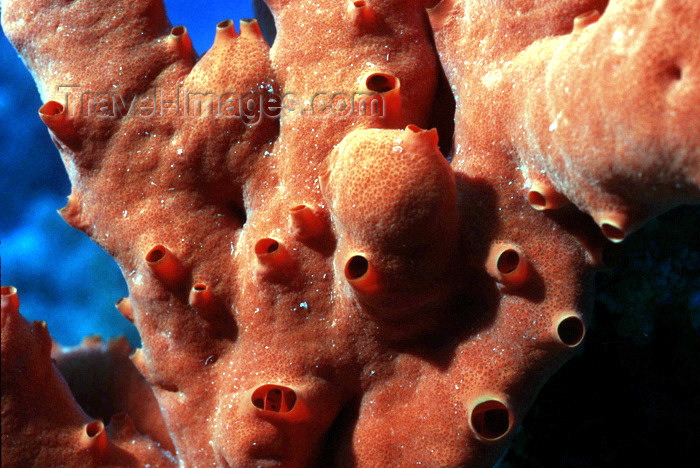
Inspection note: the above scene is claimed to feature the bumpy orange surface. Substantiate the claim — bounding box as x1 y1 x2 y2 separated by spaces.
1 0 698 466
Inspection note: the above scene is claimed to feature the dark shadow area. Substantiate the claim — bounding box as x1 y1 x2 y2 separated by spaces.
375 175 501 370
54 341 154 426
424 5 456 160
254 0 276 45
389 278 501 371
318 398 361 467
501 206 700 467
427 57 456 159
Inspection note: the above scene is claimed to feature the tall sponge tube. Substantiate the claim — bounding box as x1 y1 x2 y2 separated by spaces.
321 125 458 312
